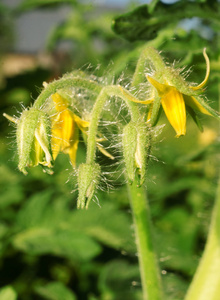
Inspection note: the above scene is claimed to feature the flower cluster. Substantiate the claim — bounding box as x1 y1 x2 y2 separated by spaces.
4 46 219 208
4 91 110 175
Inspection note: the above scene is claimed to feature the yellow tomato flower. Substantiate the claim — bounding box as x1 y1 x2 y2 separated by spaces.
145 48 219 137
51 92 89 166
51 93 114 166
146 77 186 137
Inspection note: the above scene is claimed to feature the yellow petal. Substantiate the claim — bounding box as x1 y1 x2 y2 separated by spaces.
51 109 76 158
146 76 170 96
184 95 212 116
96 143 114 160
66 138 79 167
60 110 76 148
161 88 186 137
51 93 69 112
73 114 90 129
119 85 153 104
35 128 53 166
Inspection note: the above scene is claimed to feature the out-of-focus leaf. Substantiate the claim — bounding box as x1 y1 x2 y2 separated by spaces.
12 227 101 261
151 176 215 203
35 281 76 300
156 208 198 274
16 189 136 254
162 273 188 300
5 88 30 105
0 165 24 209
69 201 136 254
98 260 141 300
15 0 76 12
0 286 17 300
16 190 53 228
112 1 220 42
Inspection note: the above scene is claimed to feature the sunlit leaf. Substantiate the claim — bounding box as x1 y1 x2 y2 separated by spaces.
0 286 17 300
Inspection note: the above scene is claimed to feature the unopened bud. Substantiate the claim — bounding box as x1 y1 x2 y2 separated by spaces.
17 108 53 174
122 122 137 183
122 121 149 185
77 163 101 209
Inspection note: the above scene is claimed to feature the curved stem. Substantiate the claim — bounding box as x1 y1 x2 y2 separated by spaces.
132 46 166 88
86 85 140 164
33 77 102 109
127 174 163 300
184 175 220 300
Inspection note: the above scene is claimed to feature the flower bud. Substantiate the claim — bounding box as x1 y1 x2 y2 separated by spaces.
122 121 149 185
122 122 137 183
77 163 101 209
17 108 53 175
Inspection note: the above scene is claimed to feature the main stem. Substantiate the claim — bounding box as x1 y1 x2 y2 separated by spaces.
128 175 162 300
184 175 220 300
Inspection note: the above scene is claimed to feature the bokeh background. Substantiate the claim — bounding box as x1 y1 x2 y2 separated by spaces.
0 0 219 299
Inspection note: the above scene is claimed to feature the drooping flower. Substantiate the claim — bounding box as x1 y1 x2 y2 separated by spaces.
51 92 114 166
126 48 219 137
146 48 219 137
51 92 90 166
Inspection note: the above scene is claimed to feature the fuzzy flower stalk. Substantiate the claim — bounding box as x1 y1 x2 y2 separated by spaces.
3 45 220 300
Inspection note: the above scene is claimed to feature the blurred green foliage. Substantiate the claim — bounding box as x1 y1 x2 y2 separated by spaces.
0 0 219 299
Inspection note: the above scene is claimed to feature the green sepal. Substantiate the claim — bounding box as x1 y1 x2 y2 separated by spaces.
186 105 203 132
122 121 149 186
185 95 220 120
148 93 162 127
17 108 53 175
77 163 101 209
122 122 138 184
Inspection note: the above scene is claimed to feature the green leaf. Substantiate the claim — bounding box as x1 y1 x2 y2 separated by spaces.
16 190 53 228
98 260 141 300
12 228 101 261
163 273 188 300
35 281 76 300
112 1 220 42
0 286 17 300
69 202 136 253
0 165 24 209
15 0 76 12
156 208 198 274
16 187 136 253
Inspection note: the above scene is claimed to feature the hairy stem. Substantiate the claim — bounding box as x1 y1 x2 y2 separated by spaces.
128 175 162 300
33 76 102 109
132 46 166 88
86 85 140 164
